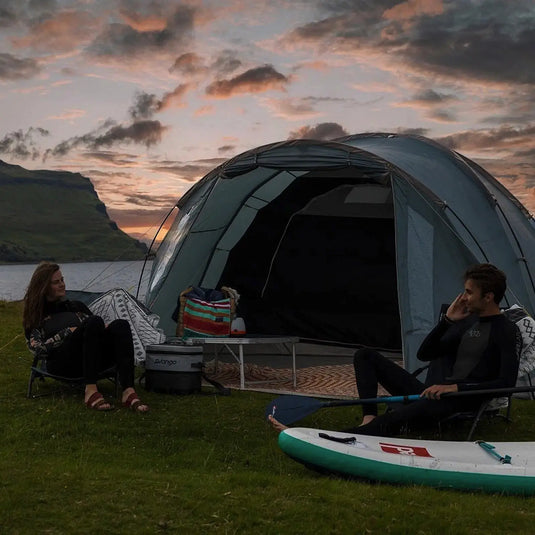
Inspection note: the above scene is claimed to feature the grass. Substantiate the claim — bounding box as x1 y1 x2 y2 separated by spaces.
1 299 535 534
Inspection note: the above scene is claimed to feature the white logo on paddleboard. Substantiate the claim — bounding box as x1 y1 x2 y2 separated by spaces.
380 443 433 457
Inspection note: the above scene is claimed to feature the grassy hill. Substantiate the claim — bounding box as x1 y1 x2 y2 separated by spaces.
0 160 147 263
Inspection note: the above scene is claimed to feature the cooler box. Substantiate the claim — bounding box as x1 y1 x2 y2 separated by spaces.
145 343 203 394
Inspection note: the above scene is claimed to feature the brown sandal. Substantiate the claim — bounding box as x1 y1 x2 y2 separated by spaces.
85 391 114 411
123 392 149 412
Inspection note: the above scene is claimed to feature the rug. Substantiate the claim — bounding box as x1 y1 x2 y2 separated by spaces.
202 360 361 398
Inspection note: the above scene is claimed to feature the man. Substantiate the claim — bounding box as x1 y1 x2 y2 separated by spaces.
349 263 520 436
269 263 520 436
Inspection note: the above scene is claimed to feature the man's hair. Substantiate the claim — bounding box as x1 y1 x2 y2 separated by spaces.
464 263 506 304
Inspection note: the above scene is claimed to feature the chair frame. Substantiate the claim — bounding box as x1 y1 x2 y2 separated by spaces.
27 353 119 399
437 396 513 441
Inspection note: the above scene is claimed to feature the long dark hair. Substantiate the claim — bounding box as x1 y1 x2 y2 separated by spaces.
22 262 60 332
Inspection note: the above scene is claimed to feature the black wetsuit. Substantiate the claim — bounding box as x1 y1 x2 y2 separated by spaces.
350 313 520 436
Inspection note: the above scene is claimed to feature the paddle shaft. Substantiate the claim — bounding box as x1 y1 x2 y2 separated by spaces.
323 385 535 409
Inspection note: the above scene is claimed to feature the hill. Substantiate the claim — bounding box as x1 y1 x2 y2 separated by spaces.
0 160 147 263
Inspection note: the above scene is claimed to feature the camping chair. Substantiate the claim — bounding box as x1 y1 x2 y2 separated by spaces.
27 352 118 399
437 396 513 441
408 362 514 440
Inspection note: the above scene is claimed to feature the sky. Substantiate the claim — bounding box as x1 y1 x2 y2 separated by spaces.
1 0 535 244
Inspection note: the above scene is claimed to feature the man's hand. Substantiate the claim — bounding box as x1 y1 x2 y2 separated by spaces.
445 293 469 322
420 383 458 399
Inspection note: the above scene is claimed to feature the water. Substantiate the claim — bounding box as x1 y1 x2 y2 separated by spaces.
0 260 153 302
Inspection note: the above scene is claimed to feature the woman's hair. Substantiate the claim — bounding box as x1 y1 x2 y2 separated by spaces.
464 263 507 304
22 262 60 332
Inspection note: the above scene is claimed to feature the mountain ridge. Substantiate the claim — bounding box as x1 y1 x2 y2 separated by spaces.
0 160 147 263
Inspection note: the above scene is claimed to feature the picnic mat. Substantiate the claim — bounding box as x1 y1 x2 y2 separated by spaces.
202 360 359 398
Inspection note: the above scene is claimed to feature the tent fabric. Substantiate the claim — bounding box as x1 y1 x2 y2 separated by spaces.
144 134 535 372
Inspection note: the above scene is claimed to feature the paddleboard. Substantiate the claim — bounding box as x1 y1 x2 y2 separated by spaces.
278 427 535 494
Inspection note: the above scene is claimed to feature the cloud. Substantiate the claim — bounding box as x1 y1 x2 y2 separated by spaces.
402 89 458 106
218 145 236 154
211 50 243 76
45 119 168 158
0 53 41 80
286 2 535 87
436 124 535 154
159 83 192 110
0 1 18 28
0 127 49 159
81 151 140 167
47 109 86 121
129 85 193 119
194 105 215 117
129 92 161 120
169 52 206 76
86 4 196 61
205 65 289 98
11 9 99 53
383 0 444 22
149 159 225 182
262 97 322 120
288 122 349 140
170 50 242 79
397 89 459 122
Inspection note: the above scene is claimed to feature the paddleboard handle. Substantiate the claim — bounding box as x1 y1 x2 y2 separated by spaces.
318 432 357 444
476 441 512 464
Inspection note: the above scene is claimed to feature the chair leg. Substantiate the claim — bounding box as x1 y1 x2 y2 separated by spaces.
466 400 492 441
27 370 36 398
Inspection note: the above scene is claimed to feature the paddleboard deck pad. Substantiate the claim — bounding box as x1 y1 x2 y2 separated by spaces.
278 427 535 494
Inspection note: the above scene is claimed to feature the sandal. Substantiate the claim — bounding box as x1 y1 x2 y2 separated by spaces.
85 391 114 411
123 392 149 413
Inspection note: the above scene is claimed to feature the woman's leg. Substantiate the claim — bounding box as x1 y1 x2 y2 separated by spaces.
103 319 149 412
102 319 135 388
47 317 113 410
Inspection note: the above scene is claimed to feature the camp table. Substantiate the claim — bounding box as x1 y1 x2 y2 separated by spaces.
183 336 300 390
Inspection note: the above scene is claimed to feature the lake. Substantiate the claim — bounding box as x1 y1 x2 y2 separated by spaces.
0 260 153 302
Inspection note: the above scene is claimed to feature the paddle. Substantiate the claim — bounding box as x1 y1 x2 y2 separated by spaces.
265 385 535 426
265 394 421 425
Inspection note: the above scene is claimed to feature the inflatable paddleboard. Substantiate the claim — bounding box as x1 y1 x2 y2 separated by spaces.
278 428 535 494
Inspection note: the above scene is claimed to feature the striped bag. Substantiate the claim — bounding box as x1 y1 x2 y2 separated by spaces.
176 286 236 338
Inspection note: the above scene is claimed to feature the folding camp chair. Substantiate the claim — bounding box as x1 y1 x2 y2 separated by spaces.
27 352 118 399
407 362 511 440
437 396 513 441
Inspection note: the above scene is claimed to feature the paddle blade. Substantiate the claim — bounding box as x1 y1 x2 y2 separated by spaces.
265 395 324 425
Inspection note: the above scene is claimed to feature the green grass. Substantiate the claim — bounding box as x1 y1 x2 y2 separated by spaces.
2 299 535 534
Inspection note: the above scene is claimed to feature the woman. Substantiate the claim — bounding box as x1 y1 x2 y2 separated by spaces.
23 261 149 412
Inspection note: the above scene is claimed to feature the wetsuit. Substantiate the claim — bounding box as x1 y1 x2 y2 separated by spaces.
350 313 520 436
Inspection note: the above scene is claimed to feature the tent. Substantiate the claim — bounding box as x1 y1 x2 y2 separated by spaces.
144 133 535 372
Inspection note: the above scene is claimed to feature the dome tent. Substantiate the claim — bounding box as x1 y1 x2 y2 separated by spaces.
144 134 535 372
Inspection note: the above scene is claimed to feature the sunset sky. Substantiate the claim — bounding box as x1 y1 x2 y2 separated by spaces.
1 0 534 243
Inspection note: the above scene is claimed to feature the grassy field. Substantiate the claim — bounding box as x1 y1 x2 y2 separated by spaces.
1 299 534 535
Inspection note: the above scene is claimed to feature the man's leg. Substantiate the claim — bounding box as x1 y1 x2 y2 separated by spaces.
354 348 425 418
